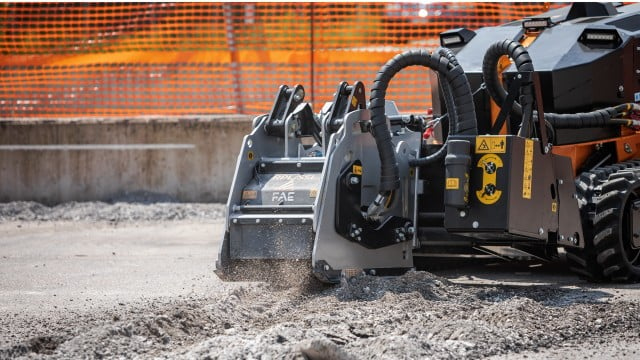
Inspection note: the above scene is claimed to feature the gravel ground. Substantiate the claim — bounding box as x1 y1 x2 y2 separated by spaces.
0 201 225 223
1 201 640 359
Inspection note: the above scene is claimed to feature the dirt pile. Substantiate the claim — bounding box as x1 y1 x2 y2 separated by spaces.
3 271 639 359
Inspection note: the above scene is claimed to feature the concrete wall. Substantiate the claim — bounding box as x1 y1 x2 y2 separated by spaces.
0 116 253 204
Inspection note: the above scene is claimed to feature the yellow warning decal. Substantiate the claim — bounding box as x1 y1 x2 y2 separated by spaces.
446 178 459 190
551 202 557 213
476 136 507 154
351 96 358 108
353 164 362 175
476 153 503 205
523 138 534 199
242 190 257 200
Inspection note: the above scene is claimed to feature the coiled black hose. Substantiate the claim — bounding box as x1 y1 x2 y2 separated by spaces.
368 49 477 211
482 39 624 130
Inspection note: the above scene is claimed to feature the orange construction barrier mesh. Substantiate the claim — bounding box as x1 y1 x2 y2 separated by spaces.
0 2 562 118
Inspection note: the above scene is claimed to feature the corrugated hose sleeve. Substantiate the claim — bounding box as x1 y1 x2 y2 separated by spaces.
371 49 476 183
482 39 624 129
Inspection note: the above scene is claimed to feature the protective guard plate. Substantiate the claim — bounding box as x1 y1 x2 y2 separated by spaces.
312 108 421 281
554 155 585 248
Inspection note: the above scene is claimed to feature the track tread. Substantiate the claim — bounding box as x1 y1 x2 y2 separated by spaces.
567 160 640 282
603 264 622 277
565 251 586 267
596 247 617 264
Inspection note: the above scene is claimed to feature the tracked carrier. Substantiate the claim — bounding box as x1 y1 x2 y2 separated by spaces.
217 2 640 283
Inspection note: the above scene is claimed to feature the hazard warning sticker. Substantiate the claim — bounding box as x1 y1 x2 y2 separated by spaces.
475 136 507 154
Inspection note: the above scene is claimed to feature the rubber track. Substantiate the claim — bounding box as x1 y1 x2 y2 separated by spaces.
566 160 640 282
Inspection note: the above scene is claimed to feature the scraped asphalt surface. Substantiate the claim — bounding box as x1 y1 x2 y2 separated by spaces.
1 202 640 359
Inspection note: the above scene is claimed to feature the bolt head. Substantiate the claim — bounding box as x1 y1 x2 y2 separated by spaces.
472 221 479 229
324 264 330 271
538 228 544 235
459 210 467 218
349 176 360 185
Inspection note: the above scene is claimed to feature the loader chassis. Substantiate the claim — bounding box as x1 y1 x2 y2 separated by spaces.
217 2 640 283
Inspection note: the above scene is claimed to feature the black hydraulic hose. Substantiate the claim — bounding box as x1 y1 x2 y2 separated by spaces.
369 49 477 200
482 39 533 115
437 46 460 67
409 49 477 167
434 47 459 143
482 39 624 130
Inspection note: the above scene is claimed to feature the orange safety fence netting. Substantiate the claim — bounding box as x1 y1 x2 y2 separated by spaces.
0 2 562 118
